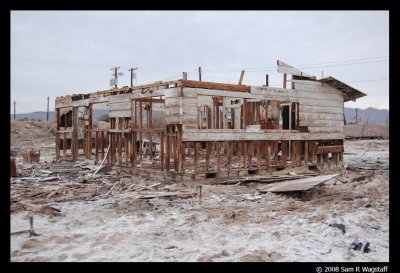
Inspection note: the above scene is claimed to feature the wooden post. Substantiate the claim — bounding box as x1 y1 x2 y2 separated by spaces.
139 101 143 161
297 141 302 166
283 73 287 88
95 132 99 162
243 142 247 168
63 132 67 157
101 131 105 160
173 129 178 171
194 142 198 175
247 141 252 168
238 70 245 85
256 141 261 168
227 142 232 172
55 108 60 159
181 142 186 174
237 141 242 168
72 107 78 161
166 127 170 171
205 142 210 172
118 133 122 165
282 141 287 166
160 132 164 171
149 101 153 160
216 142 221 175
125 133 129 166
304 141 309 163
266 141 270 167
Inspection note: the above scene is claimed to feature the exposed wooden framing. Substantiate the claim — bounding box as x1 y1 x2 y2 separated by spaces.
54 62 364 179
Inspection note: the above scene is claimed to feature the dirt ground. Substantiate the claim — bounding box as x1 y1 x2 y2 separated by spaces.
10 120 389 262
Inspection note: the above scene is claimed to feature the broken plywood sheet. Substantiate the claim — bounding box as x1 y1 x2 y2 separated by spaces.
259 174 338 193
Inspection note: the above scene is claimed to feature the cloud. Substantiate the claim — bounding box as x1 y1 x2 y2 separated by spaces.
11 11 389 112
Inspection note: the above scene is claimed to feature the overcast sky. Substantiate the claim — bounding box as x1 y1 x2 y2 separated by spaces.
11 11 389 113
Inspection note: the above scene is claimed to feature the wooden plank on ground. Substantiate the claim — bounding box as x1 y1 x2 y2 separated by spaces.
259 174 338 193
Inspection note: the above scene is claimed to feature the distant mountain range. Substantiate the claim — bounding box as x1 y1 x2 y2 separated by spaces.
344 107 389 125
11 107 389 125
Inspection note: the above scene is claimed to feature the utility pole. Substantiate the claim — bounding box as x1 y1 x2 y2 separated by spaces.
321 70 324 79
265 74 269 87
128 67 138 87
198 67 202 81
47 96 49 121
110 66 123 88
355 108 358 124
13 101 16 120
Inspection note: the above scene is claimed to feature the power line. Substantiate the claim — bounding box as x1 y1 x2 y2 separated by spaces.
345 79 389 83
202 57 389 73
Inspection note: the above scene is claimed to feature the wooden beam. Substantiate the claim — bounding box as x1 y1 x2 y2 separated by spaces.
160 132 164 171
205 142 210 172
238 70 245 85
194 142 198 175
304 141 309 163
180 80 250 92
316 145 344 154
282 141 287 166
216 142 221 175
227 142 232 171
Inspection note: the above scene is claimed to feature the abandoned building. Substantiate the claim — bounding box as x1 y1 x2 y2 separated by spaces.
54 60 366 181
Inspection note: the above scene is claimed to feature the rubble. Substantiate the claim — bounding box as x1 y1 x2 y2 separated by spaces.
10 120 389 262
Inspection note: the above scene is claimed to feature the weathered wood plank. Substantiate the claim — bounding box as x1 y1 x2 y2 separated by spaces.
308 127 343 134
260 174 338 193
299 105 344 114
108 101 131 111
109 110 131 118
180 80 250 92
299 119 344 128
316 145 344 154
182 130 344 141
277 60 314 78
